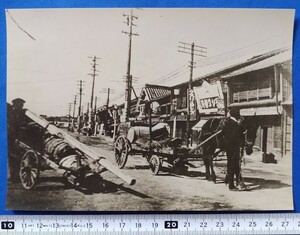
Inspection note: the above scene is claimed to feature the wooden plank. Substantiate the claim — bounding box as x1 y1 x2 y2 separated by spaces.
25 110 136 185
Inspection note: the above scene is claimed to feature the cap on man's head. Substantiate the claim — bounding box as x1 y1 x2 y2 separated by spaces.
229 108 240 119
12 98 25 105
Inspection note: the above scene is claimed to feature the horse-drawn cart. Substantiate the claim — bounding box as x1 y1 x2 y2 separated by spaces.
114 120 222 175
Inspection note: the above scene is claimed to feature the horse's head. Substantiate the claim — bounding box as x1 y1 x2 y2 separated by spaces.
241 117 259 155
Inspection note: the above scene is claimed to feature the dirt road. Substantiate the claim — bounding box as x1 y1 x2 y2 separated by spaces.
6 135 293 211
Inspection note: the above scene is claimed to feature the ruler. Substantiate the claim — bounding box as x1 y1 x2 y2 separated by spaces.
1 213 300 234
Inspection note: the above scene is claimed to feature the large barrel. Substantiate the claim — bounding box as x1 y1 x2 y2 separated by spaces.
44 136 77 161
127 123 169 143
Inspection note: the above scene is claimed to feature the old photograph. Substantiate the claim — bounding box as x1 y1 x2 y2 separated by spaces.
6 8 294 211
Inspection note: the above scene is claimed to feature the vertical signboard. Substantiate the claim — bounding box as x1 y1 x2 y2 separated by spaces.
188 89 196 115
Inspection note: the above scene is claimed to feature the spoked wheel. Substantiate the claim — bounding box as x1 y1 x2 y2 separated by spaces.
19 150 40 190
149 155 161 175
115 136 130 168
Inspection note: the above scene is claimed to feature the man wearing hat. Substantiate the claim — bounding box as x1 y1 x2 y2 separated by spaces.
221 107 243 190
7 98 26 182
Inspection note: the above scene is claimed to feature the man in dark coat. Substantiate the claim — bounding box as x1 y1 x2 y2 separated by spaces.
221 108 243 190
7 98 26 182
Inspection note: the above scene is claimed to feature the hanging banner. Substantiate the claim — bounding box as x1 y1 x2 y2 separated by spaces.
188 89 196 115
193 80 225 115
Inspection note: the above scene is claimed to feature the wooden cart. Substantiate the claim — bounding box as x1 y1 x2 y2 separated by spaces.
13 110 136 190
114 121 222 175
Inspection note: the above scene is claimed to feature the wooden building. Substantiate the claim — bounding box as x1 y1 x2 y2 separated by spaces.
221 49 292 157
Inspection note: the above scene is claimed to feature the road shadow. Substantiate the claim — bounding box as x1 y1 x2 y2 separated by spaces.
72 179 152 199
212 176 291 191
242 177 291 191
12 175 150 198
127 165 150 170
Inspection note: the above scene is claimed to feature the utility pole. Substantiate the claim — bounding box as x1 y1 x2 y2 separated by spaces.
88 56 100 110
76 80 85 133
94 96 97 113
122 9 139 121
106 88 110 108
101 88 114 124
122 75 139 99
71 95 77 132
178 41 207 147
68 102 72 131
87 55 100 135
77 80 85 117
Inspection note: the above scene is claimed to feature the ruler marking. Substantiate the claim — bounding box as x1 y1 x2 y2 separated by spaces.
2 214 300 234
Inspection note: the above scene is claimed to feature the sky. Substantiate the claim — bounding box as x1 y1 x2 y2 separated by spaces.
6 8 294 116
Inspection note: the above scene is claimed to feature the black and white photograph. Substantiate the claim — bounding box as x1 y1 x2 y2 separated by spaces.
6 8 294 211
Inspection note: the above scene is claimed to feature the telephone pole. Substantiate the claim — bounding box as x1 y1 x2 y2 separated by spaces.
178 41 207 147
71 95 77 132
68 102 72 130
101 88 114 124
94 96 97 113
72 95 77 120
77 80 85 117
88 56 100 111
87 56 100 134
122 9 139 121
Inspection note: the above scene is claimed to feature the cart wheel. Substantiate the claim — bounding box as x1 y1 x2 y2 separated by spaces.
115 136 130 168
149 155 161 175
19 150 40 190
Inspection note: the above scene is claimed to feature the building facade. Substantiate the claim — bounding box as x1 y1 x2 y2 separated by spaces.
221 50 292 157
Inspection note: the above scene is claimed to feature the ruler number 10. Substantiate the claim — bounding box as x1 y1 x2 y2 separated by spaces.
1 221 14 230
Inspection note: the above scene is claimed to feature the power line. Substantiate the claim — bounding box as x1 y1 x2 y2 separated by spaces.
6 10 36 41
194 34 289 68
149 34 289 85
151 63 189 83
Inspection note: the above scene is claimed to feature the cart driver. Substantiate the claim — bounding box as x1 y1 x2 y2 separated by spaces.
221 107 243 191
7 98 26 182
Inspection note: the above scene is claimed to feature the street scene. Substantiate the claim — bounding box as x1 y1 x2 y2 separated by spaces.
6 8 294 211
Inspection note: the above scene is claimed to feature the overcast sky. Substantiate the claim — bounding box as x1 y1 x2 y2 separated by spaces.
6 8 294 116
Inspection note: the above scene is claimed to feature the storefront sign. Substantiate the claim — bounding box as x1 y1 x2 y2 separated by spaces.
194 81 225 115
188 89 196 115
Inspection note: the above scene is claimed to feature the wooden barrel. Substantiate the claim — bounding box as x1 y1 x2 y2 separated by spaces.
127 126 149 143
44 136 74 160
127 123 169 143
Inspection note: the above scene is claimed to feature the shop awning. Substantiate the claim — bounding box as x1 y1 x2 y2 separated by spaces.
240 106 282 116
192 119 208 131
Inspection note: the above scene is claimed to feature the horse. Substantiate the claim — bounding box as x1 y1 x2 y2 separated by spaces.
198 116 259 184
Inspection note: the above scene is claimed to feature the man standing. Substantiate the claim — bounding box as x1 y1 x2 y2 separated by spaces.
221 108 243 191
7 98 26 182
